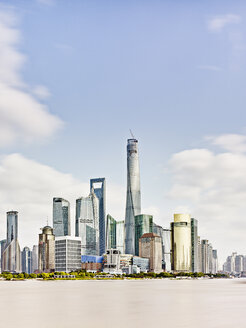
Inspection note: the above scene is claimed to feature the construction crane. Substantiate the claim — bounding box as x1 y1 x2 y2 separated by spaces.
129 129 135 139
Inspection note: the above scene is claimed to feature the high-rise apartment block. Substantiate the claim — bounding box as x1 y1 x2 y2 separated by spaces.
53 198 71 237
2 211 21 273
90 178 106 256
38 226 55 273
171 214 191 272
125 138 141 255
135 214 153 256
201 239 209 274
76 191 99 256
139 232 162 273
191 218 198 273
55 236 81 272
212 249 218 274
106 214 124 254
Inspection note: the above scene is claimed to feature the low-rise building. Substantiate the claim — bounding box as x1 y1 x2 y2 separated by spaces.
81 255 103 272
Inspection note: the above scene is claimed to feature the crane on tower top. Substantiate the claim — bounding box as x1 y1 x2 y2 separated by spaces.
129 129 135 139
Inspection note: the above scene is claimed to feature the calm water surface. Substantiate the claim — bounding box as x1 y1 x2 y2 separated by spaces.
0 279 245 328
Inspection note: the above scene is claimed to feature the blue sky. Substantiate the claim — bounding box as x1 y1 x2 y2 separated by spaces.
1 0 246 263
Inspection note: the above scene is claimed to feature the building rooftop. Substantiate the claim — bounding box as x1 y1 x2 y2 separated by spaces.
140 232 160 239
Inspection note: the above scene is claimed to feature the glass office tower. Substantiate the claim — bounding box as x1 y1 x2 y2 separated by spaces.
22 246 32 274
76 191 99 256
153 224 171 272
2 211 21 273
106 214 124 254
53 198 71 237
171 214 192 272
135 214 153 256
90 178 106 256
125 138 141 255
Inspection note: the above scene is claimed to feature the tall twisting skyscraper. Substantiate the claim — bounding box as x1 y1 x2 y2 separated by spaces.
125 138 141 255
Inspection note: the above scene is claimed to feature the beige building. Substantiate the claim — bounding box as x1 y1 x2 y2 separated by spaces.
38 226 55 273
171 214 192 272
139 233 162 273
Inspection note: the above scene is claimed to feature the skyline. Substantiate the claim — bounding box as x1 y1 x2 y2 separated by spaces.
1 1 246 263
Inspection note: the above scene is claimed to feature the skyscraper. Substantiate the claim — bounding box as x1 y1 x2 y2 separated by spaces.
106 214 125 254
53 198 71 237
135 214 153 256
153 224 171 272
22 246 32 274
38 226 55 273
90 178 106 256
31 245 38 273
139 233 162 273
55 236 81 272
191 218 198 273
76 191 99 256
0 239 6 273
171 214 192 272
212 249 218 274
125 138 141 255
201 239 209 274
2 211 21 273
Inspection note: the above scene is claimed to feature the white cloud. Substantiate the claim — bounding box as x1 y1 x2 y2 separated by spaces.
0 153 124 248
207 14 241 32
0 8 62 147
208 134 246 153
168 136 246 263
32 85 51 100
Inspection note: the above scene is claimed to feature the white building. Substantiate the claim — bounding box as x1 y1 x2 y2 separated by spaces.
55 236 82 273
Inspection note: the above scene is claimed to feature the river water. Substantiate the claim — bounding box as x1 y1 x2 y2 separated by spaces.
0 279 245 328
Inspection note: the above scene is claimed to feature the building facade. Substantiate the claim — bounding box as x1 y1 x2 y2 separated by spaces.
53 198 71 237
139 233 162 273
76 191 99 256
103 249 121 274
171 214 191 272
135 214 153 256
2 211 21 273
38 226 55 273
55 236 81 272
90 178 106 256
125 138 141 255
22 247 32 274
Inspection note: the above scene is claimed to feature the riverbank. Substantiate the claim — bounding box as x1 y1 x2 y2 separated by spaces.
0 271 228 281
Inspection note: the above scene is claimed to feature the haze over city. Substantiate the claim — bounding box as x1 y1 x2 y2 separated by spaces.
0 0 246 264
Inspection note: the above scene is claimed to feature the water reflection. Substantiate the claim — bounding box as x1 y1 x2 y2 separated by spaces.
0 279 245 328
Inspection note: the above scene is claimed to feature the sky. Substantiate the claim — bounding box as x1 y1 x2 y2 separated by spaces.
0 0 246 265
